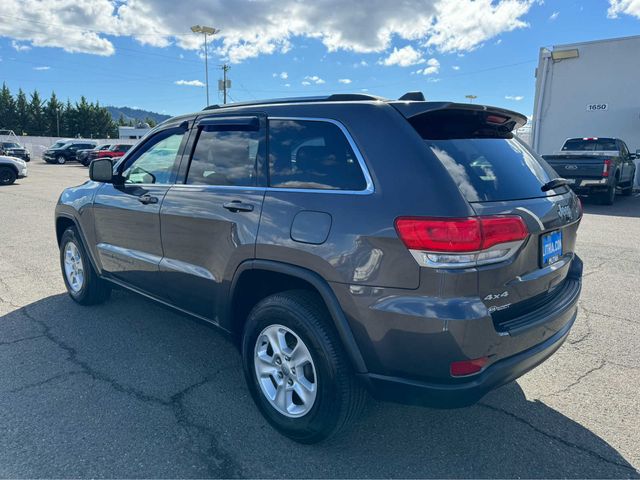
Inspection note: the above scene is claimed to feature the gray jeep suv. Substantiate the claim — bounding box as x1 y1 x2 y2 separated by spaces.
55 93 583 443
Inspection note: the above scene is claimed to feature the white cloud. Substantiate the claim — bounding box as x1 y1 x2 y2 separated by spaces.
175 79 205 87
272 71 289 79
11 40 31 52
33 66 51 70
284 83 291 87
418 58 440 75
608 0 640 18
452 65 461 70
338 78 352 84
549 11 560 20
505 95 524 101
353 60 369 68
425 0 533 53
381 45 425 67
0 0 536 59
303 75 325 84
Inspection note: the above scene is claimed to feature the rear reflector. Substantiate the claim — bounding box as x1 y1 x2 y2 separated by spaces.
450 357 489 377
395 216 528 253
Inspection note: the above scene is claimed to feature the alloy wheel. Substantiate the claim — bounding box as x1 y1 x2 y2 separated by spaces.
254 324 318 418
63 241 85 293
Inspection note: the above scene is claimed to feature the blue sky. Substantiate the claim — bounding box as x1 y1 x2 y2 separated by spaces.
1 0 639 117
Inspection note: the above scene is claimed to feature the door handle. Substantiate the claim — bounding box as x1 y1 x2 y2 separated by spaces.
138 194 159 205
223 200 254 212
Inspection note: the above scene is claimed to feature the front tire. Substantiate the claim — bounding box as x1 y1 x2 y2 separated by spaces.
60 227 111 305
56 155 66 165
0 167 17 186
242 290 366 444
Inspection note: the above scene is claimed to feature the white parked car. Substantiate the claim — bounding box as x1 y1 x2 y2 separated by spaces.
0 155 28 185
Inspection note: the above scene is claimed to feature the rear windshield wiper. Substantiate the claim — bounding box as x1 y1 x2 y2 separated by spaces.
541 178 570 192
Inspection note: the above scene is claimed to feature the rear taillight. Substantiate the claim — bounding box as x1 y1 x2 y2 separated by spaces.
602 159 611 177
395 216 528 268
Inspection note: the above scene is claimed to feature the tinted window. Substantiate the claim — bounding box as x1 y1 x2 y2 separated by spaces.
122 130 184 184
186 128 260 186
268 119 367 191
562 138 618 151
2 142 19 148
426 138 559 202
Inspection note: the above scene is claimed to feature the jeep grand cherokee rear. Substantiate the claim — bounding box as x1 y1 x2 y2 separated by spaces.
55 94 582 444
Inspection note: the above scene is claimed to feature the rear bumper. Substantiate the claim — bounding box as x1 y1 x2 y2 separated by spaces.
359 310 575 408
334 254 582 408
568 178 611 193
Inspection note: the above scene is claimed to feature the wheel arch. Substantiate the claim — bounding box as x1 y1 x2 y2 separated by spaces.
227 260 368 373
0 163 19 176
55 213 101 274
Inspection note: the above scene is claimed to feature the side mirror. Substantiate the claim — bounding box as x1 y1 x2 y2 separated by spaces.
89 158 114 183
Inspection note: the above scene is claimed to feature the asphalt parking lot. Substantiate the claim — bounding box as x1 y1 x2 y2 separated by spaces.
1 160 639 478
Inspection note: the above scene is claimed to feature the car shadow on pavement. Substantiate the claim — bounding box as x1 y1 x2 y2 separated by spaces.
1 291 638 478
580 192 640 218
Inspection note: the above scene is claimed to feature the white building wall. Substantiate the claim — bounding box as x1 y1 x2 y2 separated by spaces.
532 35 640 156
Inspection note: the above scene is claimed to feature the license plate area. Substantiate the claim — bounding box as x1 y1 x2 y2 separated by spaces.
541 230 563 267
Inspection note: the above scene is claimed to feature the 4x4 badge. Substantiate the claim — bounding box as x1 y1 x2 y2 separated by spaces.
484 291 509 302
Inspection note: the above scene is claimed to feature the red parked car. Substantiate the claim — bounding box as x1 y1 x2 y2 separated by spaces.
87 143 132 164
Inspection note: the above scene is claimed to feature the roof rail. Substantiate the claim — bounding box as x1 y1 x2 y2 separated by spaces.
202 93 386 111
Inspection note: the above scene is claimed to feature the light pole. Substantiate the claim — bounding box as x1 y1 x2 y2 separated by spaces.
465 95 478 104
191 25 220 106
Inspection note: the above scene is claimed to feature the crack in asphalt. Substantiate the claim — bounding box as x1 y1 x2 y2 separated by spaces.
541 359 607 399
14 304 243 477
0 334 46 347
580 305 640 327
478 402 638 474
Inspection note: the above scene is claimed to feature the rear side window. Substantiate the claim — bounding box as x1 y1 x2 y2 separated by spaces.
186 129 260 186
268 119 367 191
562 138 617 151
410 109 559 202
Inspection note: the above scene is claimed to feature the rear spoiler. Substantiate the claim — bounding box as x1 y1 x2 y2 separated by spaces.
389 101 528 132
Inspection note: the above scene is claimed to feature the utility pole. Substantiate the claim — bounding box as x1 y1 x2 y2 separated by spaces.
191 25 220 106
221 64 230 104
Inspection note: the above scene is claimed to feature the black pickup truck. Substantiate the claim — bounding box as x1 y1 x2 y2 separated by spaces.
543 137 637 205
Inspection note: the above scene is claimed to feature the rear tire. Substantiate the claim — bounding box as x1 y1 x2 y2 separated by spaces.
60 227 111 305
242 290 366 444
0 167 17 186
601 179 617 205
622 171 635 196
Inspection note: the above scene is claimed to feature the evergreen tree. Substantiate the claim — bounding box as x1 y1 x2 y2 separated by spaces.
44 92 63 137
0 83 16 131
28 90 47 136
15 89 29 135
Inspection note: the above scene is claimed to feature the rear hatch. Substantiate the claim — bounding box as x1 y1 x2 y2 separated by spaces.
394 103 582 334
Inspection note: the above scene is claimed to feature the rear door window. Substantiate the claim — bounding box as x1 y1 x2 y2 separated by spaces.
268 119 368 191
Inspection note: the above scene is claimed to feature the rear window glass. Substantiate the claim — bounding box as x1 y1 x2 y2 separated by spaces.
410 109 561 202
268 119 367 191
426 138 559 202
562 138 617 151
